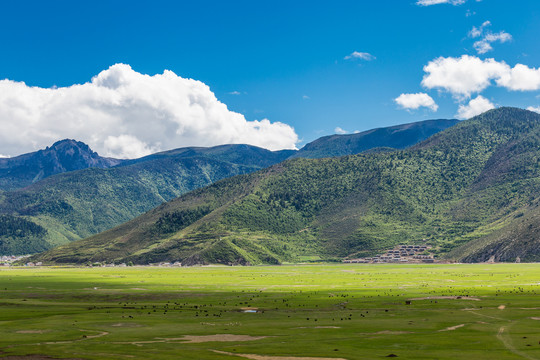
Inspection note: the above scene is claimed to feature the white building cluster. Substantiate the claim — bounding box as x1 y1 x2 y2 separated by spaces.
343 244 435 264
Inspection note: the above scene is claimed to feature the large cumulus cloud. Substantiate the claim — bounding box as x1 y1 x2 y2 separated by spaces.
0 64 298 158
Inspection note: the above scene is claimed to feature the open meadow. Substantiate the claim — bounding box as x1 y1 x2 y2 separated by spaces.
0 264 539 360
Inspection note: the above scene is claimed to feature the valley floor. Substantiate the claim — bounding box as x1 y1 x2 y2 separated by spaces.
0 264 539 360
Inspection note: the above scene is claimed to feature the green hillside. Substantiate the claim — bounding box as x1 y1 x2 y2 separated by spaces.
1 119 456 255
32 107 540 264
0 145 292 255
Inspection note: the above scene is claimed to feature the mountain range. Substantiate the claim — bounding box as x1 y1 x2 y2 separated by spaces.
1 118 458 255
0 139 122 191
290 119 458 159
29 107 540 265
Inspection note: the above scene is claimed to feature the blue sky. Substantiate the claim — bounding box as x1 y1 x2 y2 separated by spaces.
0 0 539 157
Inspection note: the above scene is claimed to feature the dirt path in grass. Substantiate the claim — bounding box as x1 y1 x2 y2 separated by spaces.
179 334 268 343
0 352 83 360
438 324 465 332
462 309 509 321
0 356 82 360
496 326 538 360
27 330 109 345
293 326 341 329
212 350 348 360
408 296 480 301
373 330 413 335
114 334 269 347
45 330 109 345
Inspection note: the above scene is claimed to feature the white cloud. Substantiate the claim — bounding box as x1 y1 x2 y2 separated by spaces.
0 154 10 158
527 106 540 114
456 95 495 119
344 51 375 61
422 55 508 98
469 21 512 54
103 135 159 159
334 127 347 134
302 95 310 100
422 55 540 98
496 64 540 91
484 32 511 46
394 93 438 112
0 64 298 158
416 0 466 6
228 91 241 95
468 21 491 38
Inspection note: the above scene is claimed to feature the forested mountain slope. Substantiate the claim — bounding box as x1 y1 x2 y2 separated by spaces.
32 108 540 264
0 145 291 254
1 119 456 255
292 119 458 159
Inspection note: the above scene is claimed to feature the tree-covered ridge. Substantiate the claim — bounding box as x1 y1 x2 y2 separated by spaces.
31 107 540 264
152 206 213 235
1 118 454 193
0 215 49 254
0 147 284 255
292 119 459 159
1 119 457 255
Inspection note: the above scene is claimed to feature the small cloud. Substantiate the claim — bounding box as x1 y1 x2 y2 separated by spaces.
469 22 512 54
394 93 438 112
416 0 466 6
228 91 241 95
334 127 348 134
527 106 540 114
473 31 512 54
302 95 310 100
465 9 475 17
456 95 495 119
469 21 491 38
344 51 375 61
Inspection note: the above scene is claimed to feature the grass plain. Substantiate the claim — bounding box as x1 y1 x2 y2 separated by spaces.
0 264 539 360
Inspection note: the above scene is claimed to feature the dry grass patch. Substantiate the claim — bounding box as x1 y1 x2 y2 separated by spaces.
180 334 268 343
408 296 480 301
294 326 341 329
212 350 348 360
438 324 465 332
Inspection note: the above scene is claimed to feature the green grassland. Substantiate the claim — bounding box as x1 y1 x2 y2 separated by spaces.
0 264 539 359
